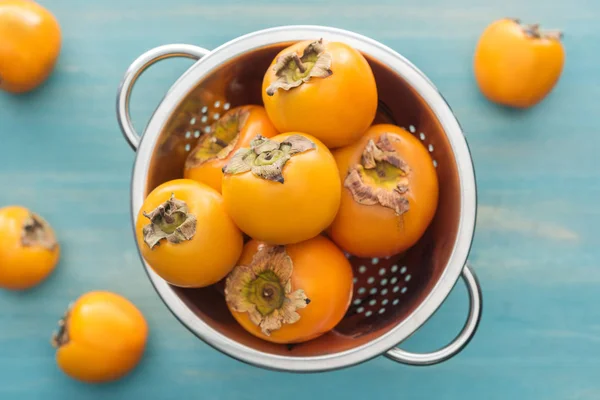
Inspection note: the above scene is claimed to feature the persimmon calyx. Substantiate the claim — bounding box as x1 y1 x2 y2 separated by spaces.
265 38 333 96
141 193 197 249
185 107 250 168
225 245 310 336
510 19 563 40
51 303 73 349
344 133 411 216
21 213 57 251
222 134 316 183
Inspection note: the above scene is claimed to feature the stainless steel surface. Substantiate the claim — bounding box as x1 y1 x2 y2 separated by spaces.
118 25 480 372
385 264 482 365
116 44 210 150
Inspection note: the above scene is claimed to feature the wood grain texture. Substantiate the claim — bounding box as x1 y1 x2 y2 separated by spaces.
1 0 598 399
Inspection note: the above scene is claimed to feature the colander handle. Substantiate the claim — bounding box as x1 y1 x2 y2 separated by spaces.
116 44 210 150
385 263 482 366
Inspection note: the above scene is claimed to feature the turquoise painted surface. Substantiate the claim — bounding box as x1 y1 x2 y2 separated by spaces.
0 0 598 399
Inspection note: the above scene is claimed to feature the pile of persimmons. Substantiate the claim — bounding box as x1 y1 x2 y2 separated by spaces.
0 1 565 385
137 38 439 344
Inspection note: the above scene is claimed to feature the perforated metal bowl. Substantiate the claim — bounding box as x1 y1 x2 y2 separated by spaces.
116 25 482 373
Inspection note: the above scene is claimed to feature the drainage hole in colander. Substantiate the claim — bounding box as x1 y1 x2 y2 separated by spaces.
405 274 412 282
393 286 400 293
367 277 375 284
390 276 398 284
201 116 208 123
358 287 366 294
368 299 376 306
204 126 211 133
214 101 221 108
194 130 200 138
223 102 231 110
353 298 362 305
353 277 358 284
190 117 196 125
201 106 208 114
185 131 191 139
356 306 365 314
393 299 400 306
369 287 378 295
409 125 416 133
213 113 220 120
381 299 389 306
378 268 386 276
433 160 438 168
401 287 408 294
391 264 398 273
419 132 426 141
365 310 373 317
344 252 351 259
371 257 379 265
381 288 388 296
184 144 191 152
428 144 434 152
378 308 386 314
358 265 366 274
400 266 407 274
380 278 388 286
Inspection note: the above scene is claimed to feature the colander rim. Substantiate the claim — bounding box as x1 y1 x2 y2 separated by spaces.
129 24 477 372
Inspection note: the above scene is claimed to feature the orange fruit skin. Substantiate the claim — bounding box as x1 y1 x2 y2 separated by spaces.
0 0 62 93
0 205 60 290
473 18 565 108
221 132 341 245
55 291 148 384
328 124 439 258
262 40 378 148
184 105 278 193
135 179 244 288
228 236 354 344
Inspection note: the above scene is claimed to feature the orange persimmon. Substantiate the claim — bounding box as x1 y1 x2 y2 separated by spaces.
473 18 565 108
225 235 354 344
0 205 60 290
0 0 62 93
184 105 278 193
52 291 148 384
221 132 341 245
262 39 377 148
328 124 439 258
135 179 243 288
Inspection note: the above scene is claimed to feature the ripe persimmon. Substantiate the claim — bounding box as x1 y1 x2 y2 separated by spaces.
473 18 565 108
184 105 278 193
0 0 62 94
225 235 353 344
52 291 148 384
328 124 439 258
135 179 243 288
0 205 60 290
262 39 377 148
221 132 341 245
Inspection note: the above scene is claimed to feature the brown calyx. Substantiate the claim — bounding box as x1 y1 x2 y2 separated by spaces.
141 193 197 249
265 38 333 96
21 213 58 251
510 18 563 40
222 134 316 183
344 133 411 216
50 303 72 349
224 245 310 336
184 107 250 169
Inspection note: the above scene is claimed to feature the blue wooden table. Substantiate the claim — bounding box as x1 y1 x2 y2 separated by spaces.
1 0 598 399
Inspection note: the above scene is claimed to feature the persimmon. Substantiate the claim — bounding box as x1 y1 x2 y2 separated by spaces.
0 205 60 290
52 291 148 384
221 132 341 245
184 105 278 193
0 0 62 94
135 179 243 288
262 38 377 148
328 124 439 258
225 235 353 344
474 18 565 108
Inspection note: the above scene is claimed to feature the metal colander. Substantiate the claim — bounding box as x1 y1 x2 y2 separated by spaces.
116 25 482 373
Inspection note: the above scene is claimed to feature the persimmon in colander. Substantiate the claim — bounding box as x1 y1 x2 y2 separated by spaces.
328 124 439 258
135 179 243 288
184 105 278 193
225 235 353 344
221 132 341 245
262 39 378 149
0 206 60 290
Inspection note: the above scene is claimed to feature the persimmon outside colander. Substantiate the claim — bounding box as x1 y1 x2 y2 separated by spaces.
116 25 482 373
